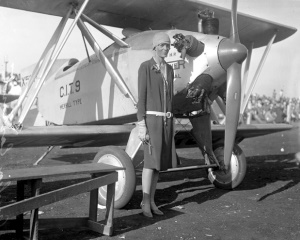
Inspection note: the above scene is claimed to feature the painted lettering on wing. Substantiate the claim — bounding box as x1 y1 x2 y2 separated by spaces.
60 80 80 98
60 98 82 110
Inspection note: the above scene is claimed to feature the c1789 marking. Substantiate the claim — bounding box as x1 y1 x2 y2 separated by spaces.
60 80 80 98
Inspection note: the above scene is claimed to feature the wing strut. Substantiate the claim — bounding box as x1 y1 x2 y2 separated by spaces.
240 31 277 116
81 14 130 48
76 13 137 106
216 96 226 115
4 0 90 127
5 7 72 126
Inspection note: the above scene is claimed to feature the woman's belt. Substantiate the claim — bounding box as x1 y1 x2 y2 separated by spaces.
146 111 173 118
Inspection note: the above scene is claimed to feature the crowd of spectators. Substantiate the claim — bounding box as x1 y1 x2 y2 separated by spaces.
243 89 300 124
0 73 22 116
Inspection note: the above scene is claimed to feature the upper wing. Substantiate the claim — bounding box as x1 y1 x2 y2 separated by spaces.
175 123 294 149
1 125 134 148
0 0 296 48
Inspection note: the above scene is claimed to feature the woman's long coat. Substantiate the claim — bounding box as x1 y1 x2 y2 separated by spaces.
137 58 178 171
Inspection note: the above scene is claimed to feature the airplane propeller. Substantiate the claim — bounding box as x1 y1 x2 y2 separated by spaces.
219 0 247 169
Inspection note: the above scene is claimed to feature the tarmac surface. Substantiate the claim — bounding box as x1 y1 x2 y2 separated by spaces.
0 122 300 240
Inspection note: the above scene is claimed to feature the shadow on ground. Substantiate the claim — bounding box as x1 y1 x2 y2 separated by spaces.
1 150 299 239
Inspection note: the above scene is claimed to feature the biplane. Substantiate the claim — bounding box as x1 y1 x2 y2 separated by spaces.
0 0 296 209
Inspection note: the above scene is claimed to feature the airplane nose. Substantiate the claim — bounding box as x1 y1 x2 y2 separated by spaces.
218 38 247 70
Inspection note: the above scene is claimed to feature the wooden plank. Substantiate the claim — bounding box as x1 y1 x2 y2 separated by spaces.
0 172 118 219
87 220 106 235
1 163 124 182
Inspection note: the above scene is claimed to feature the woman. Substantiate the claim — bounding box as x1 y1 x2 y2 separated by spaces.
137 32 178 217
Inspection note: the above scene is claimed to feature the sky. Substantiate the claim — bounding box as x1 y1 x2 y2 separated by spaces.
0 0 299 98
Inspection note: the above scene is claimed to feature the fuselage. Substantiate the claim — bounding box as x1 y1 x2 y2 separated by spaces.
37 30 235 125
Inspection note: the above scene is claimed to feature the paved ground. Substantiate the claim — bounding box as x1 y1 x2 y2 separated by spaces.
0 122 299 240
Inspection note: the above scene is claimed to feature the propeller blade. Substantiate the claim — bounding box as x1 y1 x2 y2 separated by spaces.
230 0 239 43
224 63 241 167
223 0 243 168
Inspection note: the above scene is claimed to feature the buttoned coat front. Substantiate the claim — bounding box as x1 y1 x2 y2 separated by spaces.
137 58 178 171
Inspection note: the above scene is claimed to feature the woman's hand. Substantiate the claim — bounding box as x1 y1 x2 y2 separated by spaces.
137 119 149 143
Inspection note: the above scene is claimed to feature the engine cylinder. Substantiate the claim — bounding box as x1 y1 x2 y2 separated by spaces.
185 35 205 57
202 18 219 35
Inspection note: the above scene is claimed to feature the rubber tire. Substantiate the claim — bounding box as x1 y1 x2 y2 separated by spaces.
93 146 136 209
208 144 247 190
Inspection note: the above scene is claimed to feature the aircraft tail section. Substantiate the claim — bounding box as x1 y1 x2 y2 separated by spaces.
20 59 69 91
12 59 68 124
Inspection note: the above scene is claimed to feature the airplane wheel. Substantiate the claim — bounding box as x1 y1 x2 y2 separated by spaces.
93 146 136 209
208 144 246 190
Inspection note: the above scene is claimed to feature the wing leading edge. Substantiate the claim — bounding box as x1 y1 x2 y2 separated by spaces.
0 0 296 48
0 125 134 148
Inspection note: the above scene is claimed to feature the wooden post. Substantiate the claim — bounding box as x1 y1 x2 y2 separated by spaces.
89 174 99 222
16 181 25 239
104 182 115 236
30 179 42 240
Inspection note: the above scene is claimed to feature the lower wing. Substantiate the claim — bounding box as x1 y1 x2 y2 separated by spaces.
175 123 294 149
1 123 293 149
1 125 134 148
